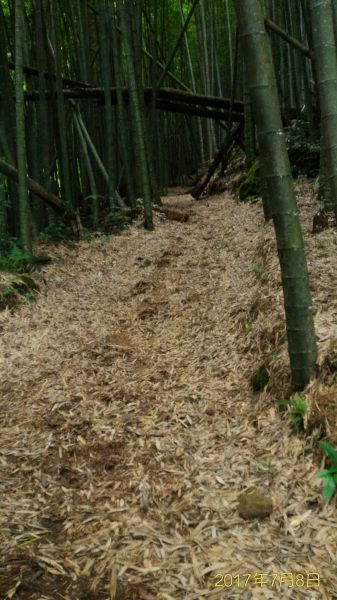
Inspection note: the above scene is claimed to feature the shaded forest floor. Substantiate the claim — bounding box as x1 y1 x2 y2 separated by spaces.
0 181 336 599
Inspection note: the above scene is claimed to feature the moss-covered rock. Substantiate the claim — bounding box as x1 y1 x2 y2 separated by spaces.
239 160 261 202
238 490 273 519
251 365 269 393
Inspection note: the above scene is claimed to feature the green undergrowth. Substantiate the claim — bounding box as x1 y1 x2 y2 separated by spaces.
0 273 41 310
238 123 320 204
0 244 51 273
276 393 337 502
317 441 337 502
105 207 136 231
0 244 48 310
276 393 307 429
38 220 70 243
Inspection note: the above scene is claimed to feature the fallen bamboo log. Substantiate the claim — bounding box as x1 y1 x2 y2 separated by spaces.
20 87 244 117
0 159 85 238
0 159 64 212
7 61 93 89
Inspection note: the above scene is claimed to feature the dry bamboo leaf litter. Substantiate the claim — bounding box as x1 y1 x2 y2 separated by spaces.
0 180 336 599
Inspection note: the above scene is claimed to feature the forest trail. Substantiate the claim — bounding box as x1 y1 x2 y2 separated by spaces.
0 187 336 599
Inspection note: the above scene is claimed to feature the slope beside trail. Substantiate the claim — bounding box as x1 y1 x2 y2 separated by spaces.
0 185 336 599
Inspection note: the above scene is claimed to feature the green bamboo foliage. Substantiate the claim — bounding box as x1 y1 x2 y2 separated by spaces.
310 0 337 218
234 0 317 388
156 0 200 91
15 0 31 254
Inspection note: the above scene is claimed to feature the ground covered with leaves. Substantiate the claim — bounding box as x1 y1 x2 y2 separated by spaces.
0 181 336 599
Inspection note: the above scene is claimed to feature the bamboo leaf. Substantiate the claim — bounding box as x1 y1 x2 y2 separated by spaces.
321 477 336 502
319 441 337 463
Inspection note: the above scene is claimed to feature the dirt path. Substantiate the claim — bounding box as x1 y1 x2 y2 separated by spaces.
0 189 336 599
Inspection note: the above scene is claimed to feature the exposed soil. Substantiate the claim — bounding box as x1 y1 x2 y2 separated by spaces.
0 182 336 599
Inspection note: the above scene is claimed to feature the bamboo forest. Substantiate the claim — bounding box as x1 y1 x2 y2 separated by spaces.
1 0 337 597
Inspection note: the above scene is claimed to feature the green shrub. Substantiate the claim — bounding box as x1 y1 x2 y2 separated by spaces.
0 244 51 274
105 209 133 231
290 394 307 427
38 220 69 243
276 393 307 428
317 441 337 502
0 245 31 272
0 234 18 256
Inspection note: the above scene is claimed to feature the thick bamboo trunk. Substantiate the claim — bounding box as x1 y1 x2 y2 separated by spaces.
310 0 337 218
15 0 32 254
99 3 117 210
119 0 153 230
235 0 317 389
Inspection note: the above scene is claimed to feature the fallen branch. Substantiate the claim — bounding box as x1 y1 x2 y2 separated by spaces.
154 99 243 122
191 122 243 199
7 61 94 89
265 18 315 61
0 159 85 238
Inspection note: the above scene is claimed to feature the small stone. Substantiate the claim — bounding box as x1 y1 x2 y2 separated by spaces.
204 408 215 416
238 490 273 520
